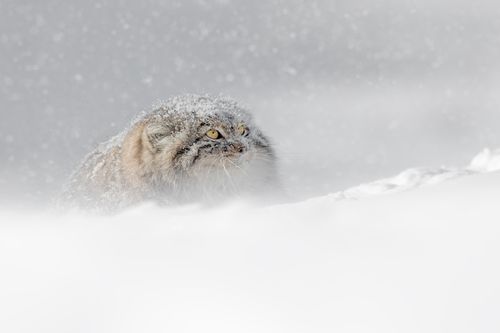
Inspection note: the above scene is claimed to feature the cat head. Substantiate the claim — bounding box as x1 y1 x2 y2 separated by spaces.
123 94 278 201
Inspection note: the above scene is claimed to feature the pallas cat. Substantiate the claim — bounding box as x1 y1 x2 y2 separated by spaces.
61 94 279 212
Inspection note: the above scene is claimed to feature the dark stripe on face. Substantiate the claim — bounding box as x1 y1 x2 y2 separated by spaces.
172 137 203 161
173 140 214 166
173 146 190 162
191 143 214 165
254 137 270 148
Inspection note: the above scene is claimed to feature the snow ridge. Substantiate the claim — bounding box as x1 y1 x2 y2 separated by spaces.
330 148 500 201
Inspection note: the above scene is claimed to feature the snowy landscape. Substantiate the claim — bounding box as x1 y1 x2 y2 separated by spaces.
2 0 500 332
1 149 500 332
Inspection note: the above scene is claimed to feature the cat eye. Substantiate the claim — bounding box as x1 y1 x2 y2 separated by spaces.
206 129 221 139
238 124 249 136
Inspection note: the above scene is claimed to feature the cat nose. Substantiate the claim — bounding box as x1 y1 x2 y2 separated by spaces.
231 143 245 153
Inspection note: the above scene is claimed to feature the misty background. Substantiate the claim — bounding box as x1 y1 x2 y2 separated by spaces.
1 0 500 208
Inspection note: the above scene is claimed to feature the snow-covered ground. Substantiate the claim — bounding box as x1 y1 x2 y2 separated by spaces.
1 149 499 333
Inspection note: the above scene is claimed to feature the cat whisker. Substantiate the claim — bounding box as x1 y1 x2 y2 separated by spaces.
224 156 249 176
221 157 239 193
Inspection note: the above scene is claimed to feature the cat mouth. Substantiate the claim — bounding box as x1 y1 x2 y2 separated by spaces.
221 143 246 155
189 151 246 168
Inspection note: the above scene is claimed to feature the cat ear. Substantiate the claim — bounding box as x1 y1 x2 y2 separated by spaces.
146 122 173 149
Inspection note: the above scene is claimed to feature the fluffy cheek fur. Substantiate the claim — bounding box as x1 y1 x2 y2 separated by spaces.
180 144 277 198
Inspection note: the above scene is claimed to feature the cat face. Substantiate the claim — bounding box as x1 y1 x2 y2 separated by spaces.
142 95 277 199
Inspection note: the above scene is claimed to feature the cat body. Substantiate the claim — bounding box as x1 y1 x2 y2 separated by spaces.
61 95 279 212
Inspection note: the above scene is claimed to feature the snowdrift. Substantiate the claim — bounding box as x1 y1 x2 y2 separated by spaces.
1 149 500 333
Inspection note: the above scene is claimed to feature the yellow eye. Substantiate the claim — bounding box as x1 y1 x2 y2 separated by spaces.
238 124 249 136
206 129 220 139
